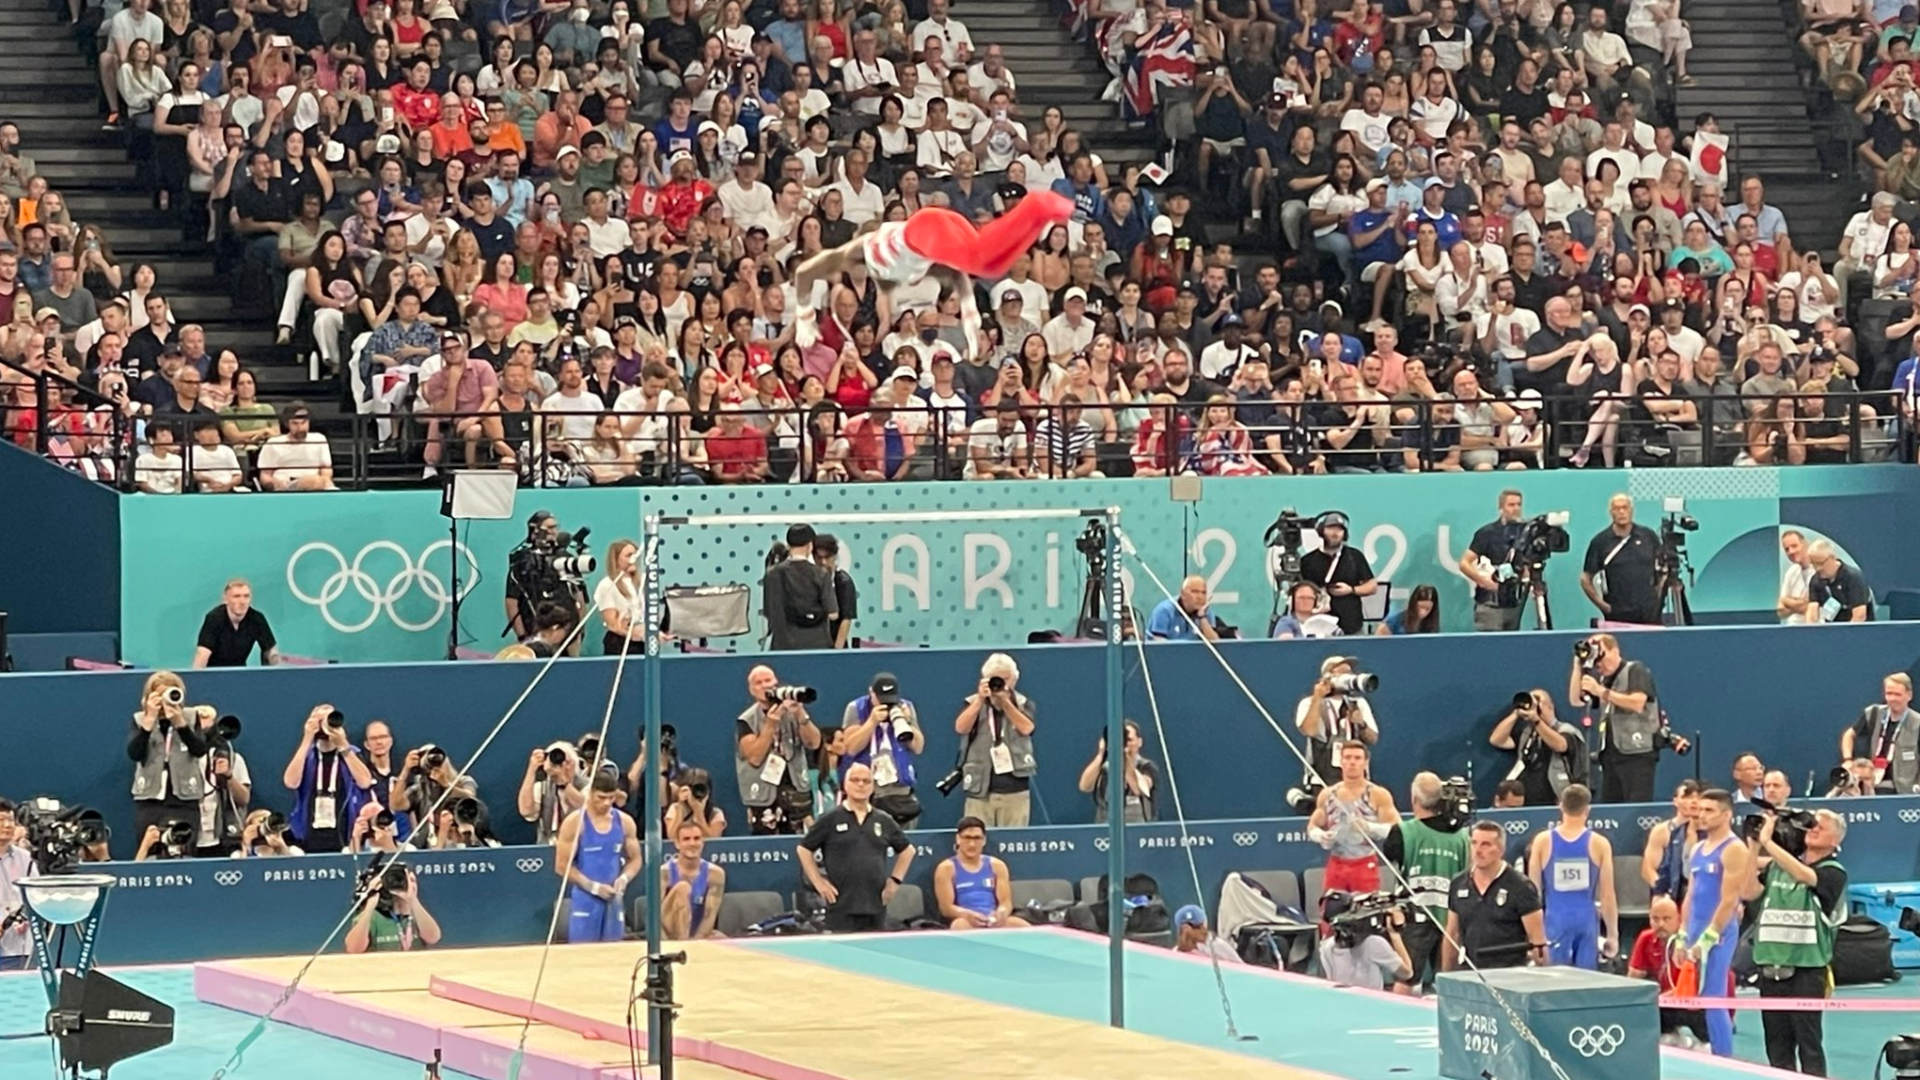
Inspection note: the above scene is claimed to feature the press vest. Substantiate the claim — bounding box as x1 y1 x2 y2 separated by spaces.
959 693 1038 799
1397 817 1468 925
1751 856 1845 969
734 705 809 809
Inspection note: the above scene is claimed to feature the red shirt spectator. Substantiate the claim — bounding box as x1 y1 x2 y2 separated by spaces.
656 174 714 240
392 79 441 132
702 411 768 481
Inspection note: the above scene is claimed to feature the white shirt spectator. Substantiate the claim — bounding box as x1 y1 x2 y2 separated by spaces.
1840 211 1895 270
1198 338 1258 381
403 213 460 269
256 433 333 482
1780 559 1814 625
1470 239 1510 276
912 15 974 65
107 5 164 53
1339 107 1393 155
217 90 264 135
583 215 629 258
1419 23 1473 72
1308 183 1366 237
1665 323 1706 364
135 446 185 493
1541 177 1584 224
275 83 322 134
542 386 601 441
1476 305 1542 359
917 126 968 176
795 86 832 120
842 56 898 116
1435 266 1490 323
967 60 1016 100
717 177 776 231
1776 269 1840 324
970 117 1028 173
191 442 244 490
1586 147 1638 182
1410 94 1463 142
612 386 675 455
965 415 1028 478
1580 27 1634 72
1041 313 1094 358
833 176 887 227
992 275 1051 318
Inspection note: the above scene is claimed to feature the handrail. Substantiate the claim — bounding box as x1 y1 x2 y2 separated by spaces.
0 355 136 488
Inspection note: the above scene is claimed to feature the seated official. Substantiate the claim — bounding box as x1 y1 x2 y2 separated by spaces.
932 817 1029 930
1317 892 1415 992
1145 575 1226 641
344 865 442 954
662 818 726 939
1627 896 1709 1049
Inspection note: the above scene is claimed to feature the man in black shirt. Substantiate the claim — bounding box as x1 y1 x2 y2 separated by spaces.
1444 821 1545 970
462 184 516 264
230 150 292 285
646 0 706 82
1517 294 1585 396
1580 493 1662 625
1806 539 1873 622
1460 489 1529 631
798 763 914 932
815 533 857 648
193 578 280 668
763 524 838 650
1297 512 1378 635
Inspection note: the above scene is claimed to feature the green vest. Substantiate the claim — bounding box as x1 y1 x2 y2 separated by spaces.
1751 857 1843 969
1398 817 1470 924
363 909 416 953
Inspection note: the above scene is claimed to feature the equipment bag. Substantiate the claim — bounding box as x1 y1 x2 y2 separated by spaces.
1832 915 1899 985
1089 872 1172 936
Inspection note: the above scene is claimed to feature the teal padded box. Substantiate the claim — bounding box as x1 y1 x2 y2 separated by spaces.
1436 968 1659 1080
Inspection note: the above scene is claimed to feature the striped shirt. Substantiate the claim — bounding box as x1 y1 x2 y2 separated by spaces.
1034 418 1095 473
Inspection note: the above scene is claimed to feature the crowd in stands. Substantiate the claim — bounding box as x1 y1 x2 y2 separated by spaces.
0 0 1915 490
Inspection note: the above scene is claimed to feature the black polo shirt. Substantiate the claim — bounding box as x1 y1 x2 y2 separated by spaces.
1582 523 1662 622
1448 863 1540 969
1810 563 1874 622
1466 518 1527 606
799 802 909 916
197 606 277 667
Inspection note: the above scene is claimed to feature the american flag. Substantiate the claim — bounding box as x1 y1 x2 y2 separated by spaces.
1122 18 1194 122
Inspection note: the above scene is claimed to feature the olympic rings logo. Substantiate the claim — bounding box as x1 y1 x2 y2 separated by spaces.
287 541 481 633
1504 820 1531 834
1232 832 1259 847
214 870 243 887
1901 809 1920 824
515 858 546 874
1567 1024 1626 1057
1638 815 1665 829
1093 836 1110 852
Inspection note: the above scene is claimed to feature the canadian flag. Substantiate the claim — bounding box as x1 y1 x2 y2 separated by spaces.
1690 130 1730 188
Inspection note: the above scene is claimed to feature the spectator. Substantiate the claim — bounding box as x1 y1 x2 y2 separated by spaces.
255 403 336 491
1806 539 1873 622
192 578 280 668
133 422 186 494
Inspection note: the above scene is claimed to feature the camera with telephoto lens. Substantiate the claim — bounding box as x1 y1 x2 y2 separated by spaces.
326 709 346 730
212 714 243 743
1327 672 1379 694
1572 639 1596 664
452 797 482 825
264 811 290 836
545 746 571 768
765 685 817 705
988 676 1007 693
935 767 964 796
17 797 110 875
420 745 447 772
373 809 395 831
159 819 195 855
1740 797 1813 857
510 515 597 617
162 685 185 707
1512 690 1537 713
578 736 601 764
1326 887 1412 945
1285 780 1324 816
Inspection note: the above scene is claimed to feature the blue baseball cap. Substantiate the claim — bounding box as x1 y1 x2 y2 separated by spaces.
1174 904 1206 929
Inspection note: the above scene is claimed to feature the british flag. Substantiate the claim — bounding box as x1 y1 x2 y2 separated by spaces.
1121 19 1194 122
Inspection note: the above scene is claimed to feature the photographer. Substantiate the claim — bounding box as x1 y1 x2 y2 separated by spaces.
664 767 728 838
952 653 1038 828
193 713 252 857
762 524 838 651
735 664 823 835
1838 674 1916 794
281 704 376 854
840 673 924 829
348 803 401 855
1579 494 1662 625
134 820 200 861
1827 758 1880 797
1296 656 1380 790
1318 891 1416 992
518 741 588 844
522 602 581 658
1489 689 1585 806
233 810 303 857
392 743 459 823
345 865 443 954
1078 721 1161 824
1380 773 1470 992
1460 490 1529 632
429 781 500 850
1297 513 1378 636
127 671 216 847
1737 811 1849 1075
1308 742 1401 894
1443 821 1546 971
505 511 591 645
0 802 38 970
1569 633 1679 804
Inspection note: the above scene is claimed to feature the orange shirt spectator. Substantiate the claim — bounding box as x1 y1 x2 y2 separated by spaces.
532 93 592 170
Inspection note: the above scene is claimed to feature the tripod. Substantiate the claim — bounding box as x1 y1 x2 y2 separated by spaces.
1516 563 1554 629
1656 551 1694 626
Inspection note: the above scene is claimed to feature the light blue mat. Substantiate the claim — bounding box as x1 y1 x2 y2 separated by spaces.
0 968 482 1080
742 930 1908 1080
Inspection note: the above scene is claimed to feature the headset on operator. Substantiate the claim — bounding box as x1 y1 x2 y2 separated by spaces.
504 511 597 644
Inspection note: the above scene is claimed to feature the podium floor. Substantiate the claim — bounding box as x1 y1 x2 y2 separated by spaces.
181 928 1900 1080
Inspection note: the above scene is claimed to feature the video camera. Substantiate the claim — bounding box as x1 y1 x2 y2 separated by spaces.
1514 512 1571 568
509 513 597 617
1325 887 1413 945
17 797 110 875
1435 775 1475 832
1658 498 1698 571
1740 797 1815 858
1265 509 1347 587
1074 520 1108 574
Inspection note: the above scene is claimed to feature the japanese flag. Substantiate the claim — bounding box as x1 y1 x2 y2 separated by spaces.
1690 131 1729 188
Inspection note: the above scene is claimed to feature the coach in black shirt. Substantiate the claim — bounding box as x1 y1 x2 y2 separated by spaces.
1580 493 1662 625
192 579 280 668
1444 821 1544 970
799 763 914 932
